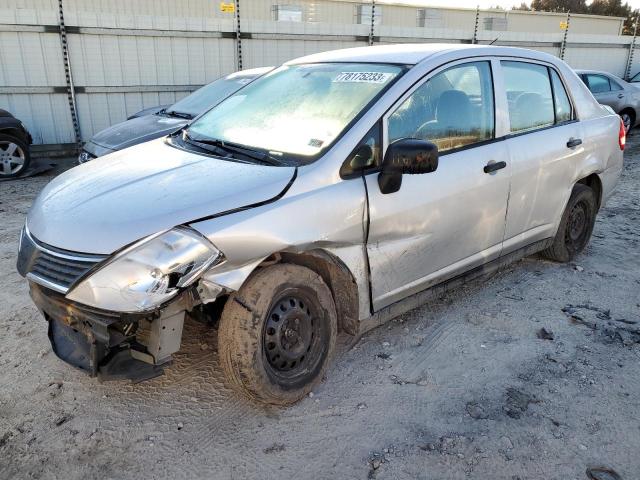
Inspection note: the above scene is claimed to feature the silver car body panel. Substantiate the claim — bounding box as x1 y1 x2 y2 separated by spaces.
24 44 623 324
27 138 296 254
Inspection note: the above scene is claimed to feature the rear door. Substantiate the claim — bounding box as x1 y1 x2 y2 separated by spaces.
365 59 511 310
583 73 625 112
500 60 584 254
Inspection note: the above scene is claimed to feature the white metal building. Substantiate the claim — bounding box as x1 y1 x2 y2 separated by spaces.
0 0 635 148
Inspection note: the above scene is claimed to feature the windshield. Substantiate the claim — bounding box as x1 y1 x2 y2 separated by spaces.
631 71 640 83
166 74 259 117
187 63 404 159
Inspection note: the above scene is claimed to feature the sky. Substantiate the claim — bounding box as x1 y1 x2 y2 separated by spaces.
378 0 640 10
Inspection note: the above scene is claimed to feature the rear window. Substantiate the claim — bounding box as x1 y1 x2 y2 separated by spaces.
502 61 574 133
502 61 554 133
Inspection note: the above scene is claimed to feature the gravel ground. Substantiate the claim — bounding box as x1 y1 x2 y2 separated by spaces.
0 136 639 480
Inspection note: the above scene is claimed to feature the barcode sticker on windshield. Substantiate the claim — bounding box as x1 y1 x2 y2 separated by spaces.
333 72 393 84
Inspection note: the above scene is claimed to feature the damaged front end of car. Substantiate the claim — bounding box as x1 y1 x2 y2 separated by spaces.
17 224 227 382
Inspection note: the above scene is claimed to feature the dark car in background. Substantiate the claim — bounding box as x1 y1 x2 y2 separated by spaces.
0 109 33 179
78 67 272 162
576 69 640 133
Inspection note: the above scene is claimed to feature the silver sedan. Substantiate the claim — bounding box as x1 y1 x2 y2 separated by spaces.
18 44 623 405
576 69 640 133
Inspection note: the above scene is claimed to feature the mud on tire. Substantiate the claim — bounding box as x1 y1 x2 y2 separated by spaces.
542 183 597 263
218 263 337 406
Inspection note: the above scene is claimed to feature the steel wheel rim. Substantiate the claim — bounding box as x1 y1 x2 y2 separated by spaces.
263 290 326 382
0 141 26 175
566 201 588 244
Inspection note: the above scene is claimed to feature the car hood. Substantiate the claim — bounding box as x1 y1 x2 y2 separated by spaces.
89 114 189 152
27 139 296 254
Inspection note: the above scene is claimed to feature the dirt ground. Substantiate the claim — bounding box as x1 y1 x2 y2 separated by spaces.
0 135 639 480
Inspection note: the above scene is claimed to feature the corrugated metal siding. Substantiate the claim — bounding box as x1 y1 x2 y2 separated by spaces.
67 34 236 86
0 31 65 86
0 92 74 144
0 1 635 146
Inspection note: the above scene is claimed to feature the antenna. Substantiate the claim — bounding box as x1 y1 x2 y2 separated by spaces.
489 37 499 45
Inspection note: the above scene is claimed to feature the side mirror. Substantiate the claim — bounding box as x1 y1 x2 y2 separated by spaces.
378 138 438 194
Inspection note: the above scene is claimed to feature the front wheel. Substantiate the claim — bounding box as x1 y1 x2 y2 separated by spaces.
218 264 337 406
0 134 30 178
542 184 597 263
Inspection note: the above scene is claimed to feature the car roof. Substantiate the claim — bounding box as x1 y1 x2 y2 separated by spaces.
285 43 560 66
575 69 621 78
226 66 273 78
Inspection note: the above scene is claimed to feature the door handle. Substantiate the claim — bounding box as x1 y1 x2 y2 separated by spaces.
618 93 624 99
566 138 583 148
483 161 507 173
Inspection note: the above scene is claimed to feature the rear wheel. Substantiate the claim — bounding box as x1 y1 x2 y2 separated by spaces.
0 133 30 178
620 110 634 134
542 184 597 263
218 264 337 405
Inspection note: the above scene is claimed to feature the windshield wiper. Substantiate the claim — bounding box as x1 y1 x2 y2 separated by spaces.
184 133 282 166
164 110 193 120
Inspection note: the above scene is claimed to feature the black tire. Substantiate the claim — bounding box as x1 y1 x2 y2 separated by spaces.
542 184 597 263
620 109 635 134
218 264 337 406
0 133 30 178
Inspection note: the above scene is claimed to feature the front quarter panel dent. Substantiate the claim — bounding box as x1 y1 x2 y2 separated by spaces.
191 175 370 326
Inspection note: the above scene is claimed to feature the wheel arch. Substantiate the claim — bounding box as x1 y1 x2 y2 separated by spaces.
210 249 361 335
260 250 360 335
200 245 365 335
0 125 30 145
577 173 603 211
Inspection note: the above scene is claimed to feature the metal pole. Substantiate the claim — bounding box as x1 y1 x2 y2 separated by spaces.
472 5 479 44
368 0 376 46
624 19 638 80
57 0 81 148
235 0 242 70
560 11 570 60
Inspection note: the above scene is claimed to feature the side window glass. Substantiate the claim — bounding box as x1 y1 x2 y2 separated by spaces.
387 61 494 153
609 78 623 91
340 123 381 178
550 70 572 123
587 74 611 94
502 61 554 133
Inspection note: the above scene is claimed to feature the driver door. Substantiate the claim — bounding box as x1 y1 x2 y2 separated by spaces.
365 59 511 310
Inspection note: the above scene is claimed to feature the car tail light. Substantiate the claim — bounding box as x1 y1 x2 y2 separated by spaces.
619 117 626 151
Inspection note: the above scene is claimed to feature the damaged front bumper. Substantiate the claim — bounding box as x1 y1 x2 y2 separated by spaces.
30 282 193 382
